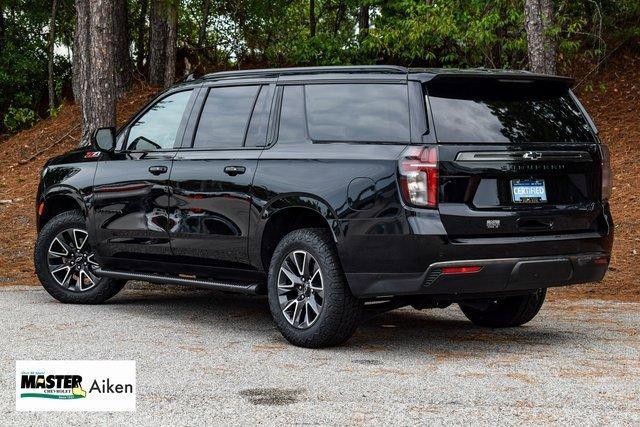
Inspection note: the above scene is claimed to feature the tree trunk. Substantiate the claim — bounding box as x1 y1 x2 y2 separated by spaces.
358 4 369 40
149 0 167 85
198 0 211 47
136 0 148 71
333 1 345 35
48 0 58 113
0 5 5 52
309 0 316 37
164 1 177 88
88 0 116 132
524 0 557 74
114 0 131 97
73 0 92 145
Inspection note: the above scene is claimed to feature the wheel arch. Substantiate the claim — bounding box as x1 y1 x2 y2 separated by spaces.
256 195 340 272
38 187 86 232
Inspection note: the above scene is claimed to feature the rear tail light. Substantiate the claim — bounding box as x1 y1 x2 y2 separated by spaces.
600 143 612 200
398 146 438 208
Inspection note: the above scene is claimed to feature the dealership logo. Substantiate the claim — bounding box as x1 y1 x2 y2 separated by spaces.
20 374 87 399
16 361 135 411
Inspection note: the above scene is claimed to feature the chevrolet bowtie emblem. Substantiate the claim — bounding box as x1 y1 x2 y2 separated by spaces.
523 151 543 160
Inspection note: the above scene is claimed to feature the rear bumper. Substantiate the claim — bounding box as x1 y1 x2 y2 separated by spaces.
338 204 613 298
346 253 609 298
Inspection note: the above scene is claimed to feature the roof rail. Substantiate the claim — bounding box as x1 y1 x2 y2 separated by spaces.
203 65 408 80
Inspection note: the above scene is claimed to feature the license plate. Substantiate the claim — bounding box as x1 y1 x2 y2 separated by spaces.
511 179 547 203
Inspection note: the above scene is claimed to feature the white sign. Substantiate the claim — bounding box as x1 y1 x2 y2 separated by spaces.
16 360 136 411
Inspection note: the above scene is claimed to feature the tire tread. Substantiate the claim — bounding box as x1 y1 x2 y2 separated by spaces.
459 289 546 328
34 211 125 304
267 228 362 348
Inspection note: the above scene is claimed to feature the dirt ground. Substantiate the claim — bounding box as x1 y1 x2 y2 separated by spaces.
0 53 638 301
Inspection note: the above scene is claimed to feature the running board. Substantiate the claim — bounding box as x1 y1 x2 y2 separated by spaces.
94 268 260 295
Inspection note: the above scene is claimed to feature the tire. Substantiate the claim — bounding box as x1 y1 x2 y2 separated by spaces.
34 211 126 304
267 228 362 348
459 289 546 328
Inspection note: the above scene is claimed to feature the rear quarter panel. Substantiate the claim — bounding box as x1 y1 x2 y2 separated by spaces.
251 142 407 270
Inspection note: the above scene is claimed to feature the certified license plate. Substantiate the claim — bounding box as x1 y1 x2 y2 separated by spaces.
511 179 547 203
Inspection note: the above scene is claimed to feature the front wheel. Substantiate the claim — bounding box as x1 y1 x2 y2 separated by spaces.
267 229 362 348
34 211 126 304
459 289 546 328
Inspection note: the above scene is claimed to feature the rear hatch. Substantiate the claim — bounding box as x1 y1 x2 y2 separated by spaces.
425 76 605 237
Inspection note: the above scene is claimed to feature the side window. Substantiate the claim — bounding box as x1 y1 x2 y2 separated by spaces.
276 85 306 144
126 90 193 151
305 83 410 142
245 85 273 147
193 85 260 149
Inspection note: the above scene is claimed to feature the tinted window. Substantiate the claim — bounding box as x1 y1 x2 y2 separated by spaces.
277 85 306 144
245 85 273 147
305 84 410 142
126 90 192 150
427 79 595 143
194 85 260 148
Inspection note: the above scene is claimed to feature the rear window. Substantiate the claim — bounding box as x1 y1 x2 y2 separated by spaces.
304 83 410 143
427 79 595 143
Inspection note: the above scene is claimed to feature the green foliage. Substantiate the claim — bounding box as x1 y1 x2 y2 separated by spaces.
0 0 74 134
363 0 528 68
1 0 639 134
3 107 36 132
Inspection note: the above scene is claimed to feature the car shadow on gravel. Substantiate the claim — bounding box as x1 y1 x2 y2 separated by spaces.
98 285 575 354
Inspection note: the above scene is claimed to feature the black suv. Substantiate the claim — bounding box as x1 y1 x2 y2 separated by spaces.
34 66 613 348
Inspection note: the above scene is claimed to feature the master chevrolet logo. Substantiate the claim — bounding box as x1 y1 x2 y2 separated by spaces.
20 374 86 399
16 361 136 411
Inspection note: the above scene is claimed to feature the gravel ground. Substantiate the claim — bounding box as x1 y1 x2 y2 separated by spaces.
1 284 639 425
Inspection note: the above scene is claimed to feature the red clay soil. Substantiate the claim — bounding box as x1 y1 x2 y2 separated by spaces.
0 84 158 286
550 49 640 302
0 56 638 301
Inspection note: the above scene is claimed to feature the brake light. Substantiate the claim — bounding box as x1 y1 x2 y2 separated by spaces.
600 143 612 200
398 146 438 208
442 266 483 275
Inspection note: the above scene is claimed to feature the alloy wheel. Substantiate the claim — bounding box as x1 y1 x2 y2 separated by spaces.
277 250 324 329
47 228 100 292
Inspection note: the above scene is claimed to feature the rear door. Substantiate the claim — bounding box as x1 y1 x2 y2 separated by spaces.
425 77 604 237
168 83 275 270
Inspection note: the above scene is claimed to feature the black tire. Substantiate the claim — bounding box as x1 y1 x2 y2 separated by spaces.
459 289 546 328
34 211 126 304
267 228 362 348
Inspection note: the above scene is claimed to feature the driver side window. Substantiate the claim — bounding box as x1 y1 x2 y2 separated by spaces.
126 90 193 151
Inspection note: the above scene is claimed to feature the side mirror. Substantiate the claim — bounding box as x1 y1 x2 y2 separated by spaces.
92 127 116 152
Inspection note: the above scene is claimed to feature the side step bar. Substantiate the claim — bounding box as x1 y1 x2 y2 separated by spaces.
94 268 260 295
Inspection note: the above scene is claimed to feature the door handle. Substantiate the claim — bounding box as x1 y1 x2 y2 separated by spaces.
148 165 168 175
224 166 246 176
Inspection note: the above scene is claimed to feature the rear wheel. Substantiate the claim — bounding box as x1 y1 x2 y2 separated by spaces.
34 211 126 304
267 229 362 348
458 289 546 327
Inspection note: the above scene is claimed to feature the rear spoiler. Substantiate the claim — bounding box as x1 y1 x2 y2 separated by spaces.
411 69 574 87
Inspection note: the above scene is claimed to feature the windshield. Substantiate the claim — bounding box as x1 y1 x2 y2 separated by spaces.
426 79 595 143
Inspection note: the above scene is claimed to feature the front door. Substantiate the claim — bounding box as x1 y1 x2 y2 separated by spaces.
168 83 274 270
91 89 197 271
